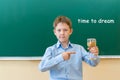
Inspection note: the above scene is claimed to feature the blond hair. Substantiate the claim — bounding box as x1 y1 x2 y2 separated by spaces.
53 16 72 29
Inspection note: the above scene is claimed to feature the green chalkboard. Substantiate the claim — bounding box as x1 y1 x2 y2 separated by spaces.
0 0 120 57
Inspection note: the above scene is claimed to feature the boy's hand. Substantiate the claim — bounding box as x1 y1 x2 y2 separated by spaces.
62 52 76 60
88 46 99 56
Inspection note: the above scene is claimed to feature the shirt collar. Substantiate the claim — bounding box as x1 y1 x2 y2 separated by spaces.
56 41 73 49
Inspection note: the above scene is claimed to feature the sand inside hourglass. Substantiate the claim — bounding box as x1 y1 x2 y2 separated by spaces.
87 40 96 48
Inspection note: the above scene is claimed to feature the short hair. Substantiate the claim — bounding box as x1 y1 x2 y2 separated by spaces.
53 16 72 29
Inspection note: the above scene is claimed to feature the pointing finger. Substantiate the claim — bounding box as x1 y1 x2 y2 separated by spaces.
68 52 76 54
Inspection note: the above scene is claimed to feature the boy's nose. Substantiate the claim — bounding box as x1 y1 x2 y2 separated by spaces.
60 30 64 34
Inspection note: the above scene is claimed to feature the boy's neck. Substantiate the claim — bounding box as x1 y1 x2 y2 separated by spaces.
61 41 69 48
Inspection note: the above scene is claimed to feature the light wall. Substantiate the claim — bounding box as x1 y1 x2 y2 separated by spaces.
0 58 120 80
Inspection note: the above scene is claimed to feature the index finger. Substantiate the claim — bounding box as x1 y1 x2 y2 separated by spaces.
68 52 76 54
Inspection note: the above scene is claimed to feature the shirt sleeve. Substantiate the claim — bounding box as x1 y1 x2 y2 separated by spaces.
81 46 100 66
38 47 64 72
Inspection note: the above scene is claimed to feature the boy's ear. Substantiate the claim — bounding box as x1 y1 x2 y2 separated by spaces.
70 29 73 35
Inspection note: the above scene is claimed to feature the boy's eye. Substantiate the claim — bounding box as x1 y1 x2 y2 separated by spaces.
57 29 68 32
63 29 68 31
57 29 61 32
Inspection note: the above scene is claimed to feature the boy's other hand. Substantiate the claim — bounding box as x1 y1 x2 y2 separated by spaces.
88 46 99 56
62 52 76 60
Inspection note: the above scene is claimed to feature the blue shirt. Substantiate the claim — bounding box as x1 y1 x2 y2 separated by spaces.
39 41 100 80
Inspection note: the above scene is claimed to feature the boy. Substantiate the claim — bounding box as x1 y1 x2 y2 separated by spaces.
39 16 100 80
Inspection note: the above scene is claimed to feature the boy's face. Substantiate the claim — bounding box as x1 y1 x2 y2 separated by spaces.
54 22 72 43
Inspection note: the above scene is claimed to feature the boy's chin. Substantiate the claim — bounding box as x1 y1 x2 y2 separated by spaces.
59 40 68 43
